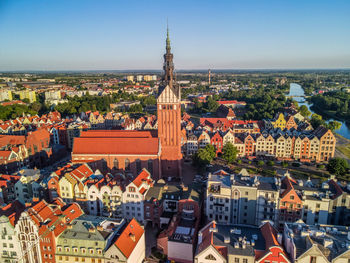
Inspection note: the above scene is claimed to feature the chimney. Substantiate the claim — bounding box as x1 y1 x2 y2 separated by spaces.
97 225 104 231
88 227 96 233
323 239 333 248
66 224 73 229
129 233 136 242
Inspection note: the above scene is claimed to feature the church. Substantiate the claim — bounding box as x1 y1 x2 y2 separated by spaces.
72 28 182 179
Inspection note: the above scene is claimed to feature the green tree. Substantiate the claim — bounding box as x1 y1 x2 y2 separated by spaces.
299 105 311 117
204 144 216 160
281 161 289 168
326 158 349 176
257 160 265 166
310 114 324 129
266 160 275 166
205 96 219 112
326 121 341 131
222 142 238 164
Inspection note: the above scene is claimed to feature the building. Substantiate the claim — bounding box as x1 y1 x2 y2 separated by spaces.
283 221 350 263
123 169 154 224
72 130 161 177
126 75 134 82
278 175 303 229
14 169 43 204
15 199 83 263
195 221 264 263
55 217 108 263
0 89 13 101
105 218 145 263
18 89 36 103
72 28 182 179
0 201 25 263
157 27 182 177
157 184 202 263
44 90 61 100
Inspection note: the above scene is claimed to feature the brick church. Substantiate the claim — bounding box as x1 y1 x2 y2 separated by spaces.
72 28 182 179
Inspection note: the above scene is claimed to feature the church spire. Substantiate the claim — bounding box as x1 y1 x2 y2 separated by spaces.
166 22 171 51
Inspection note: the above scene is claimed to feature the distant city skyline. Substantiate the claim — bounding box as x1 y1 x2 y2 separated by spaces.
0 0 350 71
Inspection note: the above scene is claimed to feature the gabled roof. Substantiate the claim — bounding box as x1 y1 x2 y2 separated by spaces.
73 137 160 155
132 169 152 188
114 218 144 258
0 200 25 226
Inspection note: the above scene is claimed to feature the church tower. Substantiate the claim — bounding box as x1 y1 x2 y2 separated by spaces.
157 26 182 178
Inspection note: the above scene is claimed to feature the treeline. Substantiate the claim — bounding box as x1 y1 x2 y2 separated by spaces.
54 92 157 116
310 91 350 121
223 86 287 120
0 102 47 120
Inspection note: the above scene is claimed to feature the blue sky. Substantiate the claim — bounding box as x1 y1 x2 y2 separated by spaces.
0 0 349 70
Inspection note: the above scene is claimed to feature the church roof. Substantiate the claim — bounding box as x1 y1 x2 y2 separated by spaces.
73 137 160 156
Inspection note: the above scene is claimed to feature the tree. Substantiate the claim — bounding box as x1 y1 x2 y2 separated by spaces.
281 161 289 168
222 142 238 164
310 114 324 129
326 121 341 131
267 160 275 166
204 144 216 160
299 105 311 117
205 96 219 112
326 158 349 176
192 144 216 168
257 160 265 166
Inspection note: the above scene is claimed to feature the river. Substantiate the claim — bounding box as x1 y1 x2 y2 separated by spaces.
288 83 350 140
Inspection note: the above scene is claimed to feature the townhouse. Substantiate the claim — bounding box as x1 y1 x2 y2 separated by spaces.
283 222 350 263
206 169 350 229
123 169 154 224
195 221 290 263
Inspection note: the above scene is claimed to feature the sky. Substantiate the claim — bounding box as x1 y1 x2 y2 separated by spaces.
0 0 350 71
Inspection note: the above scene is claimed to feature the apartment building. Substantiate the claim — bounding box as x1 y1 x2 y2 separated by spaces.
123 169 154 224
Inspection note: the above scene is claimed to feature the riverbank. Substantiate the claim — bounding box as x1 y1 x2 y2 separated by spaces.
309 101 349 123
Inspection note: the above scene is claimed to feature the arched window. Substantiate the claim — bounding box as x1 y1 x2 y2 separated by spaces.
101 158 107 171
136 159 141 173
148 159 153 175
113 158 119 170
205 254 216 260
125 158 130 170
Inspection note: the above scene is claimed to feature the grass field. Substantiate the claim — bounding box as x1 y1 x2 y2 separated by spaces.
337 145 350 159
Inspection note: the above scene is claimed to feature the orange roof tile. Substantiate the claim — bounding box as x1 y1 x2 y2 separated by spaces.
73 137 160 155
114 218 144 258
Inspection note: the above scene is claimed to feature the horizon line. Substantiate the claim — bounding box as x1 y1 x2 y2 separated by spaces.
1 68 350 73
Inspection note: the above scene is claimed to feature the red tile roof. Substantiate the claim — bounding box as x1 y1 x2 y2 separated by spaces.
80 130 157 138
0 200 25 226
73 137 160 155
133 169 152 188
260 222 279 250
114 218 144 258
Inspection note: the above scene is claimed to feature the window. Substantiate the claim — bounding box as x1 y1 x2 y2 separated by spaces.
235 258 240 263
113 158 119 169
205 254 217 260
136 159 141 173
310 257 316 263
148 159 153 175
290 195 294 200
125 158 130 170
243 259 248 263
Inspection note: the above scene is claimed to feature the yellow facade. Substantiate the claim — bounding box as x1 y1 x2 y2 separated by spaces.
0 89 13 101
272 113 286 130
19 89 36 103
